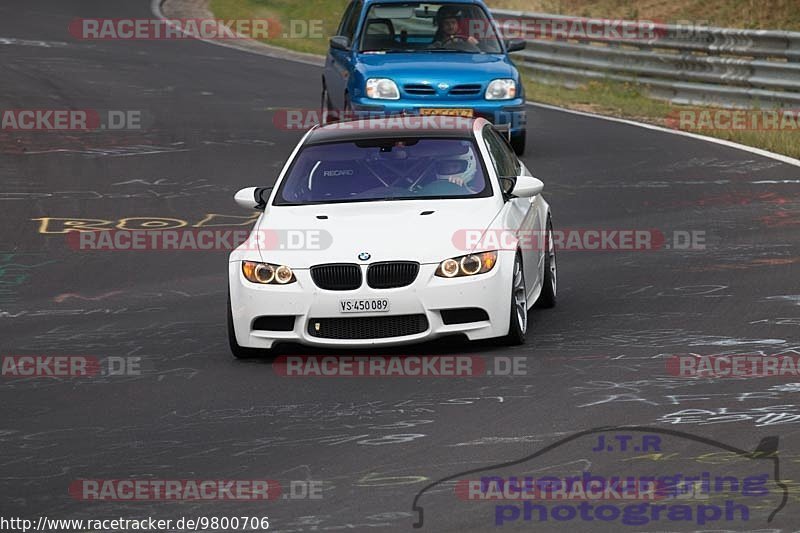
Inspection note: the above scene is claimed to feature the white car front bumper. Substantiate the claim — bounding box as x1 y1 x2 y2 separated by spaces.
228 256 514 349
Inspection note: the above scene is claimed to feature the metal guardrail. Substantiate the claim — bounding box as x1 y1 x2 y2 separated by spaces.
491 9 800 107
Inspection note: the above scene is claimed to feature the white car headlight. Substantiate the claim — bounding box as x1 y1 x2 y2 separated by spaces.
242 261 296 285
366 78 400 100
485 79 516 100
435 251 498 278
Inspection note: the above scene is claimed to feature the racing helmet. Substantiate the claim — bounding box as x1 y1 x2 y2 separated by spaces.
435 148 477 183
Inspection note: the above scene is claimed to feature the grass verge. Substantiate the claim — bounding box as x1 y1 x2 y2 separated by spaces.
490 0 800 32
210 0 347 55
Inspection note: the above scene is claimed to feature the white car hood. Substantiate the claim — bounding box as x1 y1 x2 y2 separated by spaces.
255 199 501 268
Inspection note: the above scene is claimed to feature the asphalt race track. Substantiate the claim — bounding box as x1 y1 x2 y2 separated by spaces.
2 1 800 531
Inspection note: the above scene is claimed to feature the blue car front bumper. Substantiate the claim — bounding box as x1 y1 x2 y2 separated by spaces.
348 97 527 137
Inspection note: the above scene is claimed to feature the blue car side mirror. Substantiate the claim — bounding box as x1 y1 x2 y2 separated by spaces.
330 36 351 51
505 38 526 52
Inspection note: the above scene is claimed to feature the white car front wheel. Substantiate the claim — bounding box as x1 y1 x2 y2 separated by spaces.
535 219 557 308
502 253 527 345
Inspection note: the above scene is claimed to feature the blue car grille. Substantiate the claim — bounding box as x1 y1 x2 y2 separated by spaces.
449 84 482 95
402 83 483 97
404 84 436 95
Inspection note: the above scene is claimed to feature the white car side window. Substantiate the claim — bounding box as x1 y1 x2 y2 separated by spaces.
482 128 502 177
483 127 515 178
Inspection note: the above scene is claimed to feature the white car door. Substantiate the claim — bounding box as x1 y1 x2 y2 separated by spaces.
481 127 543 301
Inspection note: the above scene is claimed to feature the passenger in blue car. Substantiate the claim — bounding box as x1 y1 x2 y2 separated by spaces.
429 5 480 51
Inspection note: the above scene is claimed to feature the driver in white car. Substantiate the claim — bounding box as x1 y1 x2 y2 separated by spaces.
436 149 478 189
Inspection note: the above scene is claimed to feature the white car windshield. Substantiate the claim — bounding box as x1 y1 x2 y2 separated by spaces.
274 138 492 205
360 3 503 54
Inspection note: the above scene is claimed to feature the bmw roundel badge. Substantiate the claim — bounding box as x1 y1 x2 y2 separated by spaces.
358 252 371 261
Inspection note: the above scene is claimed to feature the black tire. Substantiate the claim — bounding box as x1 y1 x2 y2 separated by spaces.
227 291 266 359
321 84 335 125
341 94 352 122
534 218 557 308
501 253 527 345
510 130 526 155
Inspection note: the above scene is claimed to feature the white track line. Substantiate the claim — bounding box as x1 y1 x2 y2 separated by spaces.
152 0 800 168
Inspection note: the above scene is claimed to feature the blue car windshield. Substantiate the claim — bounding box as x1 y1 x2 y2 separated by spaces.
360 3 503 54
274 138 492 205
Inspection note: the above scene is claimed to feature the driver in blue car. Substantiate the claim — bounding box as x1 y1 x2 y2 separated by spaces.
429 5 480 51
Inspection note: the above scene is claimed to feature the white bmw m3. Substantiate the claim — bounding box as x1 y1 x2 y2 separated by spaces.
227 117 556 357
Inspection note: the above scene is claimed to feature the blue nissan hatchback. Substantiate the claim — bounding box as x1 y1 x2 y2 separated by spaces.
322 0 528 154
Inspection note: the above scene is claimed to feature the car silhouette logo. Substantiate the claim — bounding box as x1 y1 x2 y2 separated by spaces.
437 82 449 91
411 425 788 528
358 252 371 261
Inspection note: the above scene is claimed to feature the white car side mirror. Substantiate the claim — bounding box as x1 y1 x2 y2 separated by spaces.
234 187 269 210
510 175 544 198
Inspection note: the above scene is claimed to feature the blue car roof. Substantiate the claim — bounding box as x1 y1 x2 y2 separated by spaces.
363 0 489 7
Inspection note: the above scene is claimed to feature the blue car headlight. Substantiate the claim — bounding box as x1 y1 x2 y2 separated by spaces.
366 78 400 100
485 79 516 100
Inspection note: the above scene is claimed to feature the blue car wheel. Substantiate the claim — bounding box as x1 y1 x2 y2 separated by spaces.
510 130 526 155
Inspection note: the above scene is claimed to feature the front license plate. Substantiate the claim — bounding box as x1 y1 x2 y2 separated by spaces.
419 108 474 118
339 298 390 313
